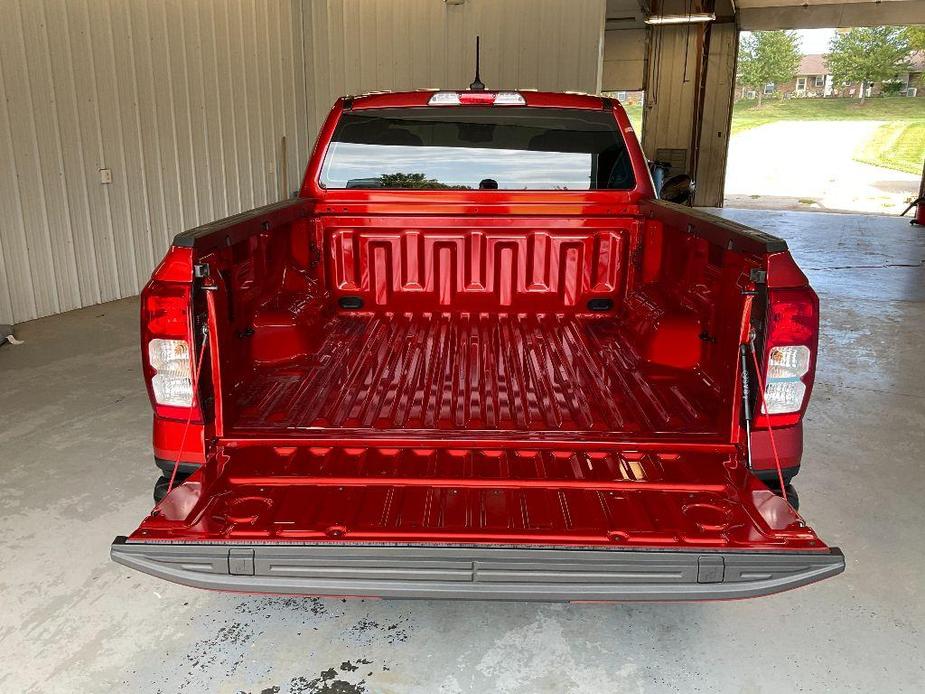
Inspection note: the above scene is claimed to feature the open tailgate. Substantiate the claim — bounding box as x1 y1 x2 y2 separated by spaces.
112 444 843 601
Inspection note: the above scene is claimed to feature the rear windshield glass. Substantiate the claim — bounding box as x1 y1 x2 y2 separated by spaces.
319 106 635 191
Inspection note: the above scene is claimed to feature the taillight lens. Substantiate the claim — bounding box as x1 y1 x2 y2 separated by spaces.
141 278 200 421
756 287 819 427
144 282 190 338
763 345 809 414
149 338 193 407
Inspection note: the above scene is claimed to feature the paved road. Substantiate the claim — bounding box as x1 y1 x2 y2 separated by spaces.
724 120 921 215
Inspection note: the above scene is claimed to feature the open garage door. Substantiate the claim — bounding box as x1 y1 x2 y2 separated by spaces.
725 27 924 215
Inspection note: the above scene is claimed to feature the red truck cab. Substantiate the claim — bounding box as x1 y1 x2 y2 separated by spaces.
112 90 843 600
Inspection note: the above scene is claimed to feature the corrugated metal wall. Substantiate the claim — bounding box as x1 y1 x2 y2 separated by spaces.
601 28 646 91
639 20 740 208
640 25 701 173
694 23 738 207
0 0 605 324
0 0 309 324
300 0 606 150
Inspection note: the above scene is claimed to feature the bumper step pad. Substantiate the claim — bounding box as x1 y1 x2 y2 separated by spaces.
112 539 844 601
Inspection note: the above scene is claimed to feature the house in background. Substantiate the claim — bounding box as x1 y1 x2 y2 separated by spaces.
895 50 925 96
736 51 925 100
786 55 832 97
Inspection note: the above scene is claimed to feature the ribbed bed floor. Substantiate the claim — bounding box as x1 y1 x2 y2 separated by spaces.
229 313 723 435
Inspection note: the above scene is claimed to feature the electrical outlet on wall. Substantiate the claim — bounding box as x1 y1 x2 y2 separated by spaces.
99 168 112 184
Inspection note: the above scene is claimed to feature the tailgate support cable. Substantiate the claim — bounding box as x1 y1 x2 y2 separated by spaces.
746 337 789 505
154 323 210 511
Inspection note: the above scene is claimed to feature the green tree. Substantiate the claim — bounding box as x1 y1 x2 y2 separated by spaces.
906 27 925 93
826 27 911 103
738 31 802 107
376 172 469 190
904 26 925 51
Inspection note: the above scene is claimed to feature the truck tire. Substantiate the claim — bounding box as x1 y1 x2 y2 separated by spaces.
783 484 799 510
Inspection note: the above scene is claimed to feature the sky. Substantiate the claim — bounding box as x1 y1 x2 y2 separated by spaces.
796 28 838 54
742 28 838 55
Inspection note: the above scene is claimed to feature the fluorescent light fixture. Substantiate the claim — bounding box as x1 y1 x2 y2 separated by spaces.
644 13 716 25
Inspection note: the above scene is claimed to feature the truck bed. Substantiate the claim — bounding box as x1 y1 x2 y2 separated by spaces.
118 93 843 602
228 312 724 437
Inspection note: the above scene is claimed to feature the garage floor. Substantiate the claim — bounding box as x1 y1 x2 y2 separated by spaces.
1 209 923 693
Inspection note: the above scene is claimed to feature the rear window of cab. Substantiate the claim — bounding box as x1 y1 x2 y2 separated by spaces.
318 106 635 191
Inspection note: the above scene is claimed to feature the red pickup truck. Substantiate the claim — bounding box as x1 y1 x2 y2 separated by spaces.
112 90 844 600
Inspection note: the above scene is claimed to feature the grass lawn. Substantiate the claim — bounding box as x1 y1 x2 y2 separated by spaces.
731 97 925 136
623 103 643 134
621 98 924 174
853 121 925 175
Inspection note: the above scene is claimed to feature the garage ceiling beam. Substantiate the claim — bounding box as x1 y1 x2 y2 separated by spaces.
739 1 925 30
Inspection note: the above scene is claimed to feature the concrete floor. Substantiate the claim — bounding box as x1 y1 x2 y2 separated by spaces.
1 210 923 693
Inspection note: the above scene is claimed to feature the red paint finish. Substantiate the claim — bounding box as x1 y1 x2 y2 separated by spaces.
229 313 723 435
123 91 835 578
150 246 193 282
324 217 631 312
153 418 206 464
348 90 610 111
750 424 803 472
132 445 822 551
766 251 809 288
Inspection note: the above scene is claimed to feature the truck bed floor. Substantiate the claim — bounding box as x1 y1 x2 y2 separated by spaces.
229 313 722 436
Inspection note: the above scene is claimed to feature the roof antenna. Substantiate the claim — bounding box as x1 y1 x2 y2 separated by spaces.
469 35 485 91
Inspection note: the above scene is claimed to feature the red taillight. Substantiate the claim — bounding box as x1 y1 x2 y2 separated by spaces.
144 283 190 338
458 92 496 104
755 286 819 428
140 249 200 422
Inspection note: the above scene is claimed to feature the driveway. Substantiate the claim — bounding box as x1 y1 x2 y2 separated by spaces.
724 120 921 215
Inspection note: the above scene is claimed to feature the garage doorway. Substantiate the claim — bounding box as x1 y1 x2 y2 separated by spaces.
603 90 645 134
724 27 924 215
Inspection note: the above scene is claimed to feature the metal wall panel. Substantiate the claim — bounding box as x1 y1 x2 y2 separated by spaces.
0 0 604 323
300 0 606 150
694 22 738 208
640 24 701 172
602 28 646 91
0 0 309 323
641 20 739 207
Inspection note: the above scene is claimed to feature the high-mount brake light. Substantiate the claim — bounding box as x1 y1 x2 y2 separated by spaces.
756 287 819 427
428 91 526 106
